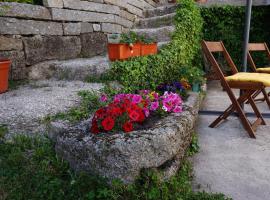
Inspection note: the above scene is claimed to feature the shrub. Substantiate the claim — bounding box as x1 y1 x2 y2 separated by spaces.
110 0 203 92
201 5 270 69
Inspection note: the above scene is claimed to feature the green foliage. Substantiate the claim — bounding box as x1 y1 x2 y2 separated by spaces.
120 31 139 45
179 66 205 84
110 0 203 92
0 124 8 139
0 0 43 5
187 133 200 156
0 135 230 200
201 5 270 69
44 90 103 123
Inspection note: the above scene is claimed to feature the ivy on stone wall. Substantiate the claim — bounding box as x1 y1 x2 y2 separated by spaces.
201 5 270 68
110 0 203 92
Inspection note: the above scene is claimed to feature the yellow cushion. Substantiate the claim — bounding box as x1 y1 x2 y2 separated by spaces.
225 72 270 87
256 67 270 73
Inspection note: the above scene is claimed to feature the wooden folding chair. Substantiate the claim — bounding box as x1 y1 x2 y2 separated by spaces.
247 43 270 107
202 40 270 138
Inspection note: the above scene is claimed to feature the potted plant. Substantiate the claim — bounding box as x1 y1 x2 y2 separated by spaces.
0 58 11 93
108 32 141 61
139 35 158 56
179 66 205 92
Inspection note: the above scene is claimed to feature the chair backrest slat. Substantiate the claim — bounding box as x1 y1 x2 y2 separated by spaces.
248 43 270 72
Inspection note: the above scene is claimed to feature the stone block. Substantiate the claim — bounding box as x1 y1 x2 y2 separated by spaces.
81 22 94 33
120 10 136 22
114 16 133 28
51 93 201 184
80 32 107 57
0 36 23 51
0 2 51 20
43 0 63 8
63 0 120 15
51 8 115 23
104 0 143 17
102 23 122 33
0 50 26 80
0 17 63 35
63 23 81 35
93 24 101 32
23 35 81 65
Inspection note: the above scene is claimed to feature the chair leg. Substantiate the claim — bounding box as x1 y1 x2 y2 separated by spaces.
262 89 270 109
248 95 266 125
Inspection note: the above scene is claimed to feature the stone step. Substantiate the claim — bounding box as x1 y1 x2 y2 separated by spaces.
0 80 103 136
143 4 177 18
29 56 110 81
133 26 174 43
135 13 175 28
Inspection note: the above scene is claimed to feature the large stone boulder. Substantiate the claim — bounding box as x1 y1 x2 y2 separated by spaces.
49 92 202 184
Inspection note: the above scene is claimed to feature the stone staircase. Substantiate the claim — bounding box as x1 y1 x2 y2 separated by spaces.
28 3 178 82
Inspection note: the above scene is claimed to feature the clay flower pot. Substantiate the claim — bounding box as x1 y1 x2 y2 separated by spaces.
196 0 207 3
140 43 158 56
0 59 11 94
108 43 141 61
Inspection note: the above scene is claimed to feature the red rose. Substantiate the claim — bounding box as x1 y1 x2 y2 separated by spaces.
123 121 133 133
101 117 115 131
90 120 100 134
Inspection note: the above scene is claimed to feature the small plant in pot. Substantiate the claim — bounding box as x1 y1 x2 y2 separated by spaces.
0 58 11 94
179 66 205 92
107 32 141 61
139 35 158 56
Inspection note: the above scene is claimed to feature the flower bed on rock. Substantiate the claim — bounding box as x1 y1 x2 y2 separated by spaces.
48 90 203 184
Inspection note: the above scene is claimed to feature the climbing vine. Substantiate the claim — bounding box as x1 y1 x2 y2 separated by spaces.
110 0 203 92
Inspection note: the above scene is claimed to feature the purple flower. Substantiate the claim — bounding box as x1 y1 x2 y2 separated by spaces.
143 108 150 117
100 94 108 102
173 106 182 113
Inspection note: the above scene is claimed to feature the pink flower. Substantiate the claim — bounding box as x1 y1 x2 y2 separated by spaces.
150 101 159 111
143 108 150 117
100 94 108 102
132 95 142 104
173 106 182 113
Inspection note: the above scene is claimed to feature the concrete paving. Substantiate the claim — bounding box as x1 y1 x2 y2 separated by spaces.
193 81 270 200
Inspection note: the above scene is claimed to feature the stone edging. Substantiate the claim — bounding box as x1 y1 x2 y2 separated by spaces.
48 92 202 184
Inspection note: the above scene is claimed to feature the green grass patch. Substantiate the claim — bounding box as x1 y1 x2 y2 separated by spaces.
0 135 231 200
0 125 8 139
43 90 104 123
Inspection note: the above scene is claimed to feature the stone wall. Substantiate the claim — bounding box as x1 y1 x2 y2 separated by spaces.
0 0 158 80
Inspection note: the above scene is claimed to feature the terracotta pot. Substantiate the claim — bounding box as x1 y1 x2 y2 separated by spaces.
0 59 11 94
108 43 141 61
141 43 158 56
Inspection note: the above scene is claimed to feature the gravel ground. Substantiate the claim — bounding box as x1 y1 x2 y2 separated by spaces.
0 80 103 136
193 81 270 200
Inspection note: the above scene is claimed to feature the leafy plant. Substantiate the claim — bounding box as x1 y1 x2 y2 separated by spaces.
179 66 205 84
110 0 203 92
120 31 139 45
0 135 231 200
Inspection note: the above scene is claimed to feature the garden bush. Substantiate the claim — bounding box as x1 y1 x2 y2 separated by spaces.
110 0 203 92
201 5 270 69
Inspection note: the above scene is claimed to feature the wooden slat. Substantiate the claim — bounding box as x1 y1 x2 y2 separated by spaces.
248 43 266 51
204 41 223 52
251 118 263 131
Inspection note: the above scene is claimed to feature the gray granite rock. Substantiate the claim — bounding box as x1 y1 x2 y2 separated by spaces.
0 2 51 20
51 8 115 23
93 24 101 31
102 23 122 33
80 32 107 57
0 36 23 51
81 22 94 33
23 35 81 65
0 50 26 80
50 93 202 184
28 56 110 80
0 17 63 35
63 0 120 15
43 0 63 8
63 23 81 35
